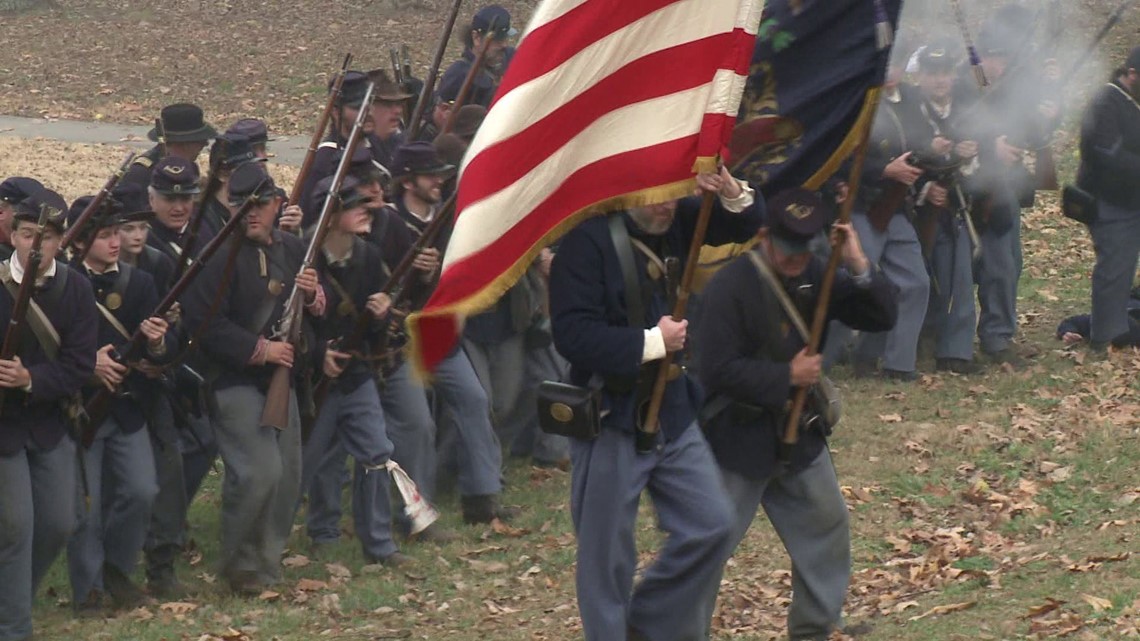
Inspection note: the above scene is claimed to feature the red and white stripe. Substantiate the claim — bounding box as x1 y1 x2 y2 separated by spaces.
410 0 764 373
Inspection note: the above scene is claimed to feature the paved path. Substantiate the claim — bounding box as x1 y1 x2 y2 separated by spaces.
0 115 307 166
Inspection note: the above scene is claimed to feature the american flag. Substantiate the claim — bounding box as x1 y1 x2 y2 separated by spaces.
409 0 765 373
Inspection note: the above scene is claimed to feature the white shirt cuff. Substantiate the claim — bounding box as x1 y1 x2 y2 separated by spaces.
718 180 755 213
642 327 667 363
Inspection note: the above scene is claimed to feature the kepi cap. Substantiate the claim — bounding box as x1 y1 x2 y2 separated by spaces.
0 177 45 205
765 188 826 255
473 5 518 39
13 187 68 232
313 174 370 212
150 157 202 196
391 141 455 179
226 163 278 208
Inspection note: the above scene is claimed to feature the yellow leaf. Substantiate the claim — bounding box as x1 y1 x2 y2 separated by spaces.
1080 593 1113 612
908 601 976 621
878 413 903 423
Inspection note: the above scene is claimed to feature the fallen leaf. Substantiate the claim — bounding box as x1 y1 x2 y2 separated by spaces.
490 518 530 538
908 601 976 621
878 413 903 423
282 554 310 568
1081 593 1113 612
258 590 281 602
159 601 199 614
1024 598 1065 618
295 578 329 592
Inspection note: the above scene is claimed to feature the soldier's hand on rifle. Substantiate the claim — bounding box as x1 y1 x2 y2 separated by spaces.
322 343 352 378
164 302 181 326
0 356 31 389
536 247 555 279
831 222 869 276
141 317 169 347
790 347 822 387
266 341 295 368
694 166 743 199
927 183 949 208
657 316 687 353
135 360 165 379
279 205 304 233
955 140 978 159
296 268 320 304
95 344 127 390
367 292 392 320
414 247 441 276
931 137 954 156
995 135 1024 166
884 152 923 186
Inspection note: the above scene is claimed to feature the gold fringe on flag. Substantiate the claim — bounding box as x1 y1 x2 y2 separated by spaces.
407 176 701 382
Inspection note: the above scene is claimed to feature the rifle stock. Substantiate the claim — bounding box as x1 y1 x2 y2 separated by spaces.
60 152 136 252
155 117 168 159
260 82 376 431
408 0 465 141
309 192 457 408
291 54 354 208
867 181 908 233
81 180 266 445
0 206 51 417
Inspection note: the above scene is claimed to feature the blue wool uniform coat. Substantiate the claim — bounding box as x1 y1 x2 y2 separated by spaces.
0 260 98 455
549 196 763 442
75 261 173 435
696 252 897 479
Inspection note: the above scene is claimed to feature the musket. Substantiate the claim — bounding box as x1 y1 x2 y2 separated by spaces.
260 82 376 431
290 53 354 208
155 117 168 159
950 0 987 89
390 47 404 86
308 192 457 409
60 151 136 253
1064 0 1132 83
400 45 413 87
0 205 51 417
408 0 465 140
443 15 499 134
637 186 717 453
170 138 229 284
80 178 268 447
781 95 880 463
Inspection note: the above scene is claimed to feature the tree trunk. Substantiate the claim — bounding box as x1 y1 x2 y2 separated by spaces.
0 0 39 11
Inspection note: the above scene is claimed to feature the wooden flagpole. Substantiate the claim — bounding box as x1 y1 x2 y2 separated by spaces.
780 96 881 457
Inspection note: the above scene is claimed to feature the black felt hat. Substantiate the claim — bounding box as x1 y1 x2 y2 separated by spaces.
148 103 218 143
66 195 150 238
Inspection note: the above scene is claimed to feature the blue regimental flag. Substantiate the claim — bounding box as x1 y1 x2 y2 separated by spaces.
730 0 904 197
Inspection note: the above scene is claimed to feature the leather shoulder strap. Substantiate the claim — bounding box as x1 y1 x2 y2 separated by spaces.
745 249 810 341
607 213 645 329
